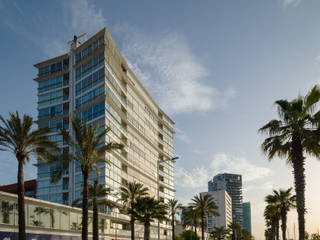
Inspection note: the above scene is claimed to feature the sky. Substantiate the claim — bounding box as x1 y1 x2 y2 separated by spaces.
1 0 320 239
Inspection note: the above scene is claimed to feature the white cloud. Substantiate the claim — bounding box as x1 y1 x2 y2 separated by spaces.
63 0 105 35
175 167 209 189
114 24 235 115
283 0 302 7
175 127 190 143
175 153 271 188
210 153 271 182
243 181 274 193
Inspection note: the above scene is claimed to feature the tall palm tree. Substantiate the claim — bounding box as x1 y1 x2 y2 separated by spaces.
89 180 117 240
0 112 58 240
190 194 219 240
52 117 123 240
272 188 296 240
119 181 149 240
210 226 228 240
264 195 281 240
73 179 117 240
259 85 320 240
132 197 168 240
168 199 182 240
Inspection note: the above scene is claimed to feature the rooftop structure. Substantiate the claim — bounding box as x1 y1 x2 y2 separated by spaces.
0 179 37 198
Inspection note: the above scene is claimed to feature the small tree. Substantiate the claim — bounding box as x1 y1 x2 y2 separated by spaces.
132 197 168 240
210 226 228 240
181 230 200 240
227 222 242 240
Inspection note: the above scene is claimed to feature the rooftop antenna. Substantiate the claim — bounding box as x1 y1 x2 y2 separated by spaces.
68 33 87 50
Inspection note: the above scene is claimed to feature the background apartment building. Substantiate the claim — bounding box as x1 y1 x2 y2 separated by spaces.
34 28 175 239
208 173 243 226
242 202 252 234
200 190 232 231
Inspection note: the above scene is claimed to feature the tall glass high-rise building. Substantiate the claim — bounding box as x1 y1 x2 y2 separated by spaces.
208 173 243 225
34 28 175 238
242 202 251 234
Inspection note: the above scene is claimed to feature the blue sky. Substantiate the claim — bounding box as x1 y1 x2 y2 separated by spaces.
1 0 320 239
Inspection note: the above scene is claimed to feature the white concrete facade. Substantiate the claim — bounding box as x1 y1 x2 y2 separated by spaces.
201 190 232 231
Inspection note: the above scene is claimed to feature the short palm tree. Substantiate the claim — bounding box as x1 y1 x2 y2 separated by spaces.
132 197 169 240
227 222 242 240
264 195 281 240
73 179 117 240
210 226 228 240
0 112 58 240
51 117 122 240
259 85 320 240
168 199 182 240
190 194 219 240
181 206 200 237
119 181 149 240
272 188 296 240
241 229 253 240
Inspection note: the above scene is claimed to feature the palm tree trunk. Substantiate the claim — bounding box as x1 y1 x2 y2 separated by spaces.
276 220 279 240
201 213 205 240
93 198 98 240
271 220 276 240
292 135 305 240
130 217 135 240
82 170 89 240
172 213 175 240
144 221 150 240
194 222 197 237
17 159 26 240
281 211 287 240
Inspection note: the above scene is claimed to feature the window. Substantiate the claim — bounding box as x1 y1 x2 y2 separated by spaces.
121 163 128 173
38 76 63 93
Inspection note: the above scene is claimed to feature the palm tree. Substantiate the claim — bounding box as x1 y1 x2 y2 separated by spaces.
190 194 219 240
210 226 228 240
241 229 253 240
259 85 320 240
0 112 58 240
181 206 200 237
272 188 296 240
73 179 117 240
264 194 281 240
227 222 242 240
168 199 182 240
132 197 169 240
119 181 149 240
90 180 117 240
51 117 123 240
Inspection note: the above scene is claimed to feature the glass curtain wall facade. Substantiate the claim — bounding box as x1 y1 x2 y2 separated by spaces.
242 202 251 234
208 173 243 225
34 28 175 239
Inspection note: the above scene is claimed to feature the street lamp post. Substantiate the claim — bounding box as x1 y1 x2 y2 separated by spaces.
157 156 179 240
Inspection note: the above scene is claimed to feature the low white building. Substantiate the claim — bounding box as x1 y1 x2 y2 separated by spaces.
201 190 232 232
